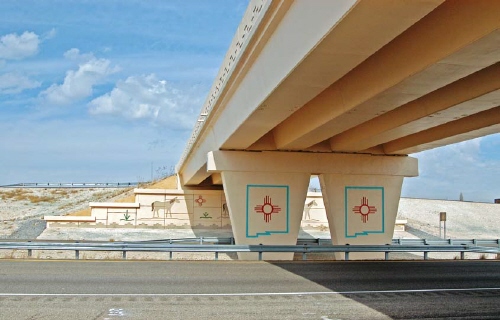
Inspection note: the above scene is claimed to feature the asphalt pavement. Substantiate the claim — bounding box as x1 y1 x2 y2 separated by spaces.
0 260 498 319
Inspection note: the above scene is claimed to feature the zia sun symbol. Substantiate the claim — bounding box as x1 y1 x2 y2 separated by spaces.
254 195 281 223
195 195 207 207
352 196 377 223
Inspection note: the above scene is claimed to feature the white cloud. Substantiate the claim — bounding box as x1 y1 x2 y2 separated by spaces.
40 49 119 105
445 138 481 163
42 28 57 41
63 48 94 62
0 72 41 94
0 31 40 60
89 74 197 129
402 137 500 202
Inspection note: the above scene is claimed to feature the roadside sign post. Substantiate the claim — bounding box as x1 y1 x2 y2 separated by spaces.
440 212 447 239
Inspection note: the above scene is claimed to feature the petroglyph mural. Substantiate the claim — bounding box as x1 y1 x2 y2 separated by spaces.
151 197 179 218
61 189 328 231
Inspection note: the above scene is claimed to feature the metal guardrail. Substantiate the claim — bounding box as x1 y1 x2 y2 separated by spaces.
391 238 500 247
0 182 140 188
139 237 500 247
0 240 498 261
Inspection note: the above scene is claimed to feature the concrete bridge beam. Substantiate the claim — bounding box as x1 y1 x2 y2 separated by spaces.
273 1 500 151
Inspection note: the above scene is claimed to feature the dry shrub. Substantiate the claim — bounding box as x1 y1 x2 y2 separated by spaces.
1 189 59 203
92 191 111 199
58 202 74 210
0 189 33 201
51 189 70 197
27 195 57 203
147 175 177 189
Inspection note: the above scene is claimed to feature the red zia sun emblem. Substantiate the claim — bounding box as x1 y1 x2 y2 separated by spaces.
254 196 281 223
195 195 207 207
352 196 377 223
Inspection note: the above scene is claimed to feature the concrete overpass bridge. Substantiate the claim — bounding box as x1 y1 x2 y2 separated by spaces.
175 0 500 259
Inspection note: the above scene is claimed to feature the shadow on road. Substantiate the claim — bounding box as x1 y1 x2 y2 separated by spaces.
269 260 500 319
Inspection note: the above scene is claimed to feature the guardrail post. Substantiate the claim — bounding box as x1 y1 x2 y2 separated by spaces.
27 241 32 258
169 251 173 260
258 244 263 261
215 252 219 261
75 241 79 260
460 251 465 260
385 251 389 261
302 245 307 261
424 251 428 260
200 236 203 245
122 250 126 260
344 244 350 261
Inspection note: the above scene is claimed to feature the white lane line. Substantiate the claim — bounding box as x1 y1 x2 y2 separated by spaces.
0 287 499 297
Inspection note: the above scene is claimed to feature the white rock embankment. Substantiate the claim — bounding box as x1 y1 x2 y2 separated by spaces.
398 198 500 239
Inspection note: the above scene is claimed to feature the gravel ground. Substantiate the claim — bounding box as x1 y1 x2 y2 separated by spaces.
8 219 47 239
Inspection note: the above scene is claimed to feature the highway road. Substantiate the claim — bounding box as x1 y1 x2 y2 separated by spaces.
0 260 498 319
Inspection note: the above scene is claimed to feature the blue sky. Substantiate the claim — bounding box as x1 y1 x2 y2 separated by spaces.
0 1 498 203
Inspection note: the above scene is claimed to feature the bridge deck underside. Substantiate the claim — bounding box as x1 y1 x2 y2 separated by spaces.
178 0 500 186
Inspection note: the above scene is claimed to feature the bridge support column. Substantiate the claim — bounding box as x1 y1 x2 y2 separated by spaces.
207 151 417 260
319 156 418 260
207 151 310 260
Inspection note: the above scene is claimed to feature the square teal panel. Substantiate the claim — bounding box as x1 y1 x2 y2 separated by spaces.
246 184 289 238
345 186 385 238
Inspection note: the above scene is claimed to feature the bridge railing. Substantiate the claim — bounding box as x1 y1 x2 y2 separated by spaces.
0 240 498 261
176 0 270 172
0 182 140 188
